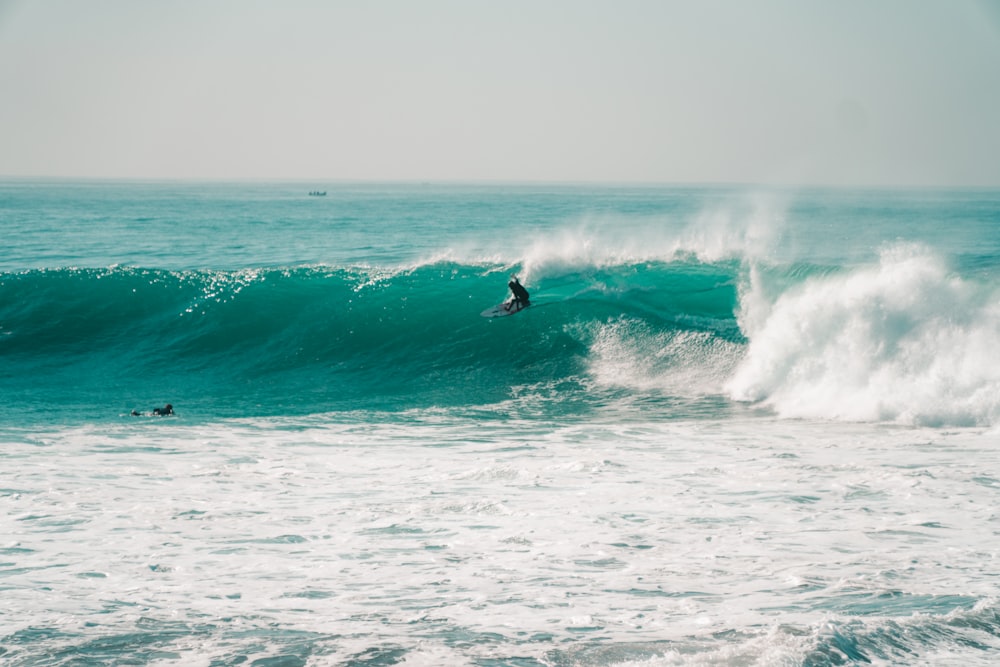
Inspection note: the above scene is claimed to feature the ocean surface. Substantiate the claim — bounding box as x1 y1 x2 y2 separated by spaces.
1 180 999 666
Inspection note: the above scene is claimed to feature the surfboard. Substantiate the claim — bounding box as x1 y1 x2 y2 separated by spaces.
481 300 529 318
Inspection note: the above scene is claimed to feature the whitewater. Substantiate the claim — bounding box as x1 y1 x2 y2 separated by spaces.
1 181 999 666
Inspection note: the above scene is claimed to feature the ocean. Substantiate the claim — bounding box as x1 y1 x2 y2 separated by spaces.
1 180 999 666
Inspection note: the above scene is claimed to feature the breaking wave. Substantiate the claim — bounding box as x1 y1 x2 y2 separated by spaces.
1 241 997 425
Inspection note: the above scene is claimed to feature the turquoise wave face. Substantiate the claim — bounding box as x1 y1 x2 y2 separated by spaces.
5 241 999 427
0 260 744 422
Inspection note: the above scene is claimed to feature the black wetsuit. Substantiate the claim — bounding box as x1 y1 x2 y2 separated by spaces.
132 405 174 416
508 280 530 309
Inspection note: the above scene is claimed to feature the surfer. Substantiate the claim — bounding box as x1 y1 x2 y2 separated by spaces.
131 404 174 416
505 276 530 311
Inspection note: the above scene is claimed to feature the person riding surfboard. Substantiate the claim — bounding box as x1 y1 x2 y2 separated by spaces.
505 276 530 311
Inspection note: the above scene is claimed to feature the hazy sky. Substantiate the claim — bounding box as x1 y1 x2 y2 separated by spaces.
1 0 999 186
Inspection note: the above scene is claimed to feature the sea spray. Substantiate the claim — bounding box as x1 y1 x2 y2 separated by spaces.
727 243 1000 425
518 189 789 281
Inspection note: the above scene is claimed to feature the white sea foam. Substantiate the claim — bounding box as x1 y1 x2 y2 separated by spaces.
728 243 1000 426
3 416 998 664
586 318 742 396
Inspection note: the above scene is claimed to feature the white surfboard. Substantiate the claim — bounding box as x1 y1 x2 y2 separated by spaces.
480 300 529 318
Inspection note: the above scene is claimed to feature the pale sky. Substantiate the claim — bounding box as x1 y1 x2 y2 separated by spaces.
1 0 999 186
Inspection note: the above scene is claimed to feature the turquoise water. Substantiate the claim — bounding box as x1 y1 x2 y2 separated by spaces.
2 181 999 665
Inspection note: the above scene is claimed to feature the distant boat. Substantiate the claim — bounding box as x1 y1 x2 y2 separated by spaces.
308 191 327 197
